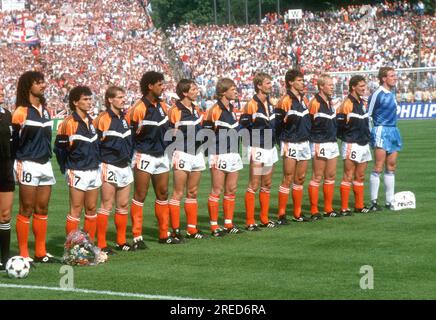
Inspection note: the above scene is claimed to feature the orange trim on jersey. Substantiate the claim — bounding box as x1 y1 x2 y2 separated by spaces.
129 100 147 125
278 95 292 112
168 106 182 125
205 104 223 123
12 107 28 126
309 98 321 115
338 99 354 123
93 112 112 135
243 100 258 116
58 115 78 147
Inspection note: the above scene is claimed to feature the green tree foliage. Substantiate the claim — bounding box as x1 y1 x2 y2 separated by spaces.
151 0 213 29
151 0 434 29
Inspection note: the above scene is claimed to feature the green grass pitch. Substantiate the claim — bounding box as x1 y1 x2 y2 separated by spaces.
1 120 435 300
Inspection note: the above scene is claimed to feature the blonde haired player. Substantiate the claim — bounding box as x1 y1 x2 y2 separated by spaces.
308 74 341 220
203 78 244 236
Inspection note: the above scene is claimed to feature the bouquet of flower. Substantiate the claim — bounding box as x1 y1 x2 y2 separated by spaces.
63 230 108 266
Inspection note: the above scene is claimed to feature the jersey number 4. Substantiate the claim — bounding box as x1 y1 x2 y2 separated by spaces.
319 148 326 157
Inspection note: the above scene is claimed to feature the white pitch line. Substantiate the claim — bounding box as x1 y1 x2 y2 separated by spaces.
0 283 200 300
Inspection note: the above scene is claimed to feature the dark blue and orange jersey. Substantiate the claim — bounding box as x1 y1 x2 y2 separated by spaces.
239 95 277 148
203 100 239 154
168 101 203 155
54 112 100 172
276 90 311 143
308 93 337 143
336 94 370 145
127 97 169 157
93 108 133 168
0 107 15 161
12 104 52 163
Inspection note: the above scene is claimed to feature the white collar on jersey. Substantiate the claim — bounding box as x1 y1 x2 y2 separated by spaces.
380 86 393 94
0 106 4 114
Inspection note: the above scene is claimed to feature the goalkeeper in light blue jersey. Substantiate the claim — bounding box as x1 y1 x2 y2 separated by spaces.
367 67 402 212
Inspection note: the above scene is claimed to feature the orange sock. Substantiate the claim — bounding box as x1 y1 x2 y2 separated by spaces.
32 214 47 258
353 181 365 209
115 208 128 245
223 194 235 229
259 188 271 224
16 214 30 258
169 199 181 230
66 215 80 236
323 180 335 213
308 181 320 214
130 199 143 238
340 181 352 211
245 188 256 226
185 198 198 234
96 208 110 249
277 185 290 218
292 184 303 218
155 200 170 240
84 214 97 242
208 194 220 231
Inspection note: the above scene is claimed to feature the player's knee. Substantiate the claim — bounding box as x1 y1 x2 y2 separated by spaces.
21 205 34 217
35 208 49 215
281 175 293 187
386 164 396 172
85 207 97 216
225 185 237 195
0 211 11 224
211 187 223 195
325 173 336 181
342 173 353 183
70 202 83 211
187 191 198 199
372 163 384 173
295 174 306 185
156 192 168 201
171 191 184 201
115 201 128 211
134 192 147 203
84 202 97 215
311 174 323 183
355 172 365 182
100 202 113 212
262 180 272 190
249 177 262 191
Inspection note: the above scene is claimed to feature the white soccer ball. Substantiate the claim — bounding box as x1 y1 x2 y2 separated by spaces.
5 256 31 279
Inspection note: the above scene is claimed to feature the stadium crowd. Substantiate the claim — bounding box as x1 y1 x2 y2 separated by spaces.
0 0 434 115
0 0 174 116
168 1 434 103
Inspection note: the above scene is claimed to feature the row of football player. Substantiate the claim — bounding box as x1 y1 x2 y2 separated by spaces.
0 67 401 267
